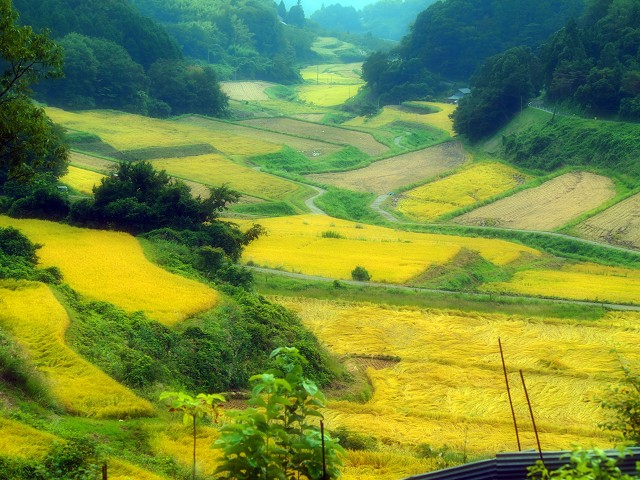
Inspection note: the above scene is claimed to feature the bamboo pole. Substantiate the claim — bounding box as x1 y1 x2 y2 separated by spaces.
499 338 521 451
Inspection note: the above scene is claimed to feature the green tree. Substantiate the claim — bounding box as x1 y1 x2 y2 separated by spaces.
0 0 67 184
214 347 344 479
527 448 639 479
600 363 640 445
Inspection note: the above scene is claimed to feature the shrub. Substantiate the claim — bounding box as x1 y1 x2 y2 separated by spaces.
351 265 371 281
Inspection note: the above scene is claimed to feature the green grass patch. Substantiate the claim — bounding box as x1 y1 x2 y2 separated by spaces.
250 145 370 175
265 85 298 102
401 102 442 114
121 144 217 162
230 201 297 217
314 187 381 223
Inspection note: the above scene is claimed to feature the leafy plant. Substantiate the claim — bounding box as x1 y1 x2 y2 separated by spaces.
351 265 371 282
527 448 639 479
214 347 345 479
160 391 225 480
599 363 640 445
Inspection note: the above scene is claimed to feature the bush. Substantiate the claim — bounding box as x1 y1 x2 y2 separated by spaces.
351 265 371 281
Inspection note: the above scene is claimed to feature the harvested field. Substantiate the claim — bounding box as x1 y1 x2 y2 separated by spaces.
395 162 530 221
300 63 364 84
346 103 457 136
176 115 342 158
239 117 388 156
277 296 640 467
60 166 105 194
69 151 118 172
220 81 274 101
575 192 640 250
296 84 363 107
150 154 303 201
306 141 467 194
453 172 617 230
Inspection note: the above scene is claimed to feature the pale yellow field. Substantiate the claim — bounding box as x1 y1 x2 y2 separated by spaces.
482 265 640 305
0 281 153 417
276 297 640 478
60 165 106 194
454 172 616 230
396 162 531 221
575 192 640 250
108 458 168 480
345 103 457 136
300 63 364 85
69 151 118 172
311 37 361 62
296 84 363 107
220 81 273 101
307 141 468 194
46 108 280 157
0 217 218 325
149 154 302 201
240 117 388 156
0 417 57 459
237 215 539 283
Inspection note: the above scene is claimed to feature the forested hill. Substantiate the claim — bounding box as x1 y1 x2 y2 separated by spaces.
361 0 585 104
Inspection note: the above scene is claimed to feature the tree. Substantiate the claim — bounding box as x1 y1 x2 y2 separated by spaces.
351 265 371 281
600 363 640 445
0 0 68 184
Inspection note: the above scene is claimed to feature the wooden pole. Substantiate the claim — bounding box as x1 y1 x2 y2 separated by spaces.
520 370 544 466
102 463 107 480
499 338 521 451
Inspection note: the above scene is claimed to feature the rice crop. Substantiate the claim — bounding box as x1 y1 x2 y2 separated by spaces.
108 458 169 480
300 63 365 85
69 151 118 173
0 281 154 418
575 192 640 250
0 417 57 459
237 214 539 283
0 217 219 325
60 166 106 194
481 265 640 305
276 296 640 476
345 103 457 135
453 172 616 230
396 162 531 221
46 108 280 157
296 84 363 107
307 141 468 194
149 154 302 201
220 81 274 101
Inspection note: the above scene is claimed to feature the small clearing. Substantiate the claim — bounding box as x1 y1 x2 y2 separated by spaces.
453 171 616 231
307 141 467 194
575 192 640 249
220 81 274 101
239 117 388 156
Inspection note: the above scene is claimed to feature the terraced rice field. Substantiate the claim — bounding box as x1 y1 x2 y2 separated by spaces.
395 162 530 221
482 263 640 305
46 108 280 157
0 217 218 325
0 418 57 459
69 151 118 172
238 215 539 283
0 281 154 417
453 172 616 230
220 81 274 101
307 141 467 194
575 192 640 249
240 118 388 156
175 115 343 158
149 154 304 201
296 84 363 107
310 37 361 62
345 103 457 136
300 63 364 84
277 297 640 479
60 166 106 194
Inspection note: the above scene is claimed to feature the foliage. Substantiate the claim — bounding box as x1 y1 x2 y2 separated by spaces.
351 265 371 281
314 187 379 222
214 347 345 479
527 448 639 479
0 226 61 283
600 363 640 445
0 0 68 185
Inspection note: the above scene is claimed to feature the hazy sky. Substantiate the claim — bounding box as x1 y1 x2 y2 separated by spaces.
300 0 379 16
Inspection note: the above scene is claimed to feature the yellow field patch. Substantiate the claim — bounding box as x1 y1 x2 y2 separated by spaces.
60 166 106 194
0 417 57 459
454 172 616 230
345 103 457 136
108 458 168 480
220 81 273 101
46 108 280 157
296 84 363 107
0 282 153 418
396 162 530 221
149 154 301 201
237 215 539 282
277 297 640 474
0 217 218 325
482 267 640 305
300 63 364 85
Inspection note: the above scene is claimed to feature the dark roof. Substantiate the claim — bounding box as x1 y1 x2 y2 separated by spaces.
402 448 640 480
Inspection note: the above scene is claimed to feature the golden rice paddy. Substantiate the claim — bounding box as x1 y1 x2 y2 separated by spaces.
300 63 364 85
60 166 106 195
149 154 302 201
108 458 169 480
0 417 57 459
276 296 640 478
0 217 218 325
0 281 154 418
237 214 539 283
296 84 363 107
396 162 531 221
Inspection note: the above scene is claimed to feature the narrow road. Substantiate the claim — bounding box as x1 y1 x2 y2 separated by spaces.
249 266 640 311
371 194 399 222
304 185 327 214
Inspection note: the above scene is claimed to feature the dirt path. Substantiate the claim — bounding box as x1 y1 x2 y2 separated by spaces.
305 185 327 214
249 266 640 311
371 194 399 222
